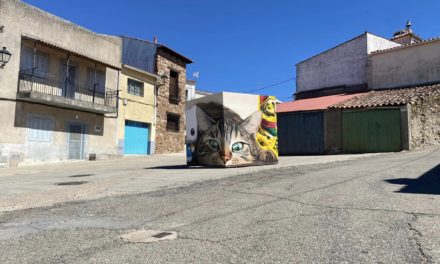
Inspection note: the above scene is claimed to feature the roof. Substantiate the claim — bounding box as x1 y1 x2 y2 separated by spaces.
371 36 440 55
121 64 159 79
330 84 440 109
120 35 193 64
22 34 121 70
277 93 363 113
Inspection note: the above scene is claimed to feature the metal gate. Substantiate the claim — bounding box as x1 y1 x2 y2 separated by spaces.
124 120 149 155
68 122 86 159
278 111 324 155
342 108 401 153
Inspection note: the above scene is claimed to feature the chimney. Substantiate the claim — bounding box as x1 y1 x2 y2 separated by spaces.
391 21 422 45
153 36 158 44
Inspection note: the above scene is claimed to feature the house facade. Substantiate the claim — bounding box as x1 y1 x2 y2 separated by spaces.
121 36 193 154
295 32 400 99
0 0 121 167
279 23 440 154
117 64 157 155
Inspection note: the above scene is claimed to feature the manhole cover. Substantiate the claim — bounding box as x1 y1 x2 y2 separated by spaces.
56 181 88 186
120 230 178 243
69 174 94 178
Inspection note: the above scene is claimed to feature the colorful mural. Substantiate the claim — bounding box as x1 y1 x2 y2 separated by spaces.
186 92 278 167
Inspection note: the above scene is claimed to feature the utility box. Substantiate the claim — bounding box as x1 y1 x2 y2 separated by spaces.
186 92 278 167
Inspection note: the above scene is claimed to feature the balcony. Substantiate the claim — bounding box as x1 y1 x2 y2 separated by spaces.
17 70 118 114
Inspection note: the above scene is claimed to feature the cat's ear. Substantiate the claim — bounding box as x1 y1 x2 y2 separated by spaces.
197 107 215 131
242 111 262 133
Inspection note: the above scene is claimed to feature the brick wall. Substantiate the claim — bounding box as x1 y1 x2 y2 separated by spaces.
154 50 187 154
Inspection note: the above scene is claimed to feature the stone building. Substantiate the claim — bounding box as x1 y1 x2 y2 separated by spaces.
121 36 193 154
279 22 440 154
0 0 121 167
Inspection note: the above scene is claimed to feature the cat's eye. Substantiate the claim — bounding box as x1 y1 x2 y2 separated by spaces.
231 142 244 152
207 139 219 150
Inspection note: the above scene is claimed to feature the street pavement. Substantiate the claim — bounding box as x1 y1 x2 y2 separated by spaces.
0 147 439 263
0 152 378 213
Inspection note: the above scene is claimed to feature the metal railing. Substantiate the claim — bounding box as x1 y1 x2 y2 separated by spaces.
18 69 118 108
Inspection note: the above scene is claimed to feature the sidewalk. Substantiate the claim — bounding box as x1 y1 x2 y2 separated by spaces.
0 153 381 213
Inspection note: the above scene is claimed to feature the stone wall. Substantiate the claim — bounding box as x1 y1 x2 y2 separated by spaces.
409 92 440 149
154 50 187 154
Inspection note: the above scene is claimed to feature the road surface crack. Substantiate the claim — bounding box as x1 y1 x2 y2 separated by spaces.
408 214 433 263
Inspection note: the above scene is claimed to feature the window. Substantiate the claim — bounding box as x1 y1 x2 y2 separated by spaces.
20 46 50 79
169 70 179 102
28 116 53 142
166 114 180 132
86 68 106 94
127 78 144 97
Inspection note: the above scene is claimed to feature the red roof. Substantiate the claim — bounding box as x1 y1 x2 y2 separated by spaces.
277 93 363 113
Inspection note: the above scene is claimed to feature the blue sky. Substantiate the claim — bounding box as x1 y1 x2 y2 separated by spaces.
24 0 440 101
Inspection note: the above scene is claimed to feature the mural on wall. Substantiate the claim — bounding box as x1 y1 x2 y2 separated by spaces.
186 92 278 167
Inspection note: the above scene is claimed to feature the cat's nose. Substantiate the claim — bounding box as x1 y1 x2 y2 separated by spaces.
222 156 231 163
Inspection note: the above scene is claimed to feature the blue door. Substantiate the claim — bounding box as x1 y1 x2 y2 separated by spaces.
124 120 149 155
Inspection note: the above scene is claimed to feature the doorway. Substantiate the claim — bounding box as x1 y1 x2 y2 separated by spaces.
68 122 87 159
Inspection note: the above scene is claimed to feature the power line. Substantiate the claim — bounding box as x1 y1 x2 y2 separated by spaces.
245 77 296 93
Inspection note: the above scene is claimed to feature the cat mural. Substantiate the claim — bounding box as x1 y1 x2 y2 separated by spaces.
186 92 278 167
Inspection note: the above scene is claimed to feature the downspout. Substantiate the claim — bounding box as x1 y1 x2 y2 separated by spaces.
152 80 158 155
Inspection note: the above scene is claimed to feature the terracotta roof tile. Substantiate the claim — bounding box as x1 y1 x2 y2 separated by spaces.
330 84 440 109
277 93 363 113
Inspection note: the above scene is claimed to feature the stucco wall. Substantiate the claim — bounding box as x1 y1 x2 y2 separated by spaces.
118 67 156 154
0 101 118 166
296 34 368 93
408 93 440 149
296 33 400 96
0 0 121 99
0 0 121 166
370 40 440 89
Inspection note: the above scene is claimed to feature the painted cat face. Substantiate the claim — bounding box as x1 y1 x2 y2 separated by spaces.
196 109 262 166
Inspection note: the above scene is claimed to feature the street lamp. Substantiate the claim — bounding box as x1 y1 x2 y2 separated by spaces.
0 47 12 69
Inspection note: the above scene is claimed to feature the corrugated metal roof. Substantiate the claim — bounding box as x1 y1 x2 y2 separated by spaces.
277 93 363 113
330 84 440 109
22 34 121 70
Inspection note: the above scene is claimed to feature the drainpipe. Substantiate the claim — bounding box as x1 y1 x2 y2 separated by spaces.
152 80 158 155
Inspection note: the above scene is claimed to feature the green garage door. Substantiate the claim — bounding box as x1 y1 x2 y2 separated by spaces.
342 109 401 153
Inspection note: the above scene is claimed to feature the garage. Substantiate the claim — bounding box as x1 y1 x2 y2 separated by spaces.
278 111 324 154
277 93 360 155
124 120 150 155
342 108 402 153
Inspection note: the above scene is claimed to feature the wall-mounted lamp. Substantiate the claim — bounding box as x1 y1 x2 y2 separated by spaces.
156 72 168 87
0 47 12 69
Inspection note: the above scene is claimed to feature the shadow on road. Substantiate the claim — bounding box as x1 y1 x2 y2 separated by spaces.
147 165 205 170
385 163 440 195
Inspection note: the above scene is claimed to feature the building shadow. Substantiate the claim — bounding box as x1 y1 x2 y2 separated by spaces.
385 164 440 195
147 165 205 170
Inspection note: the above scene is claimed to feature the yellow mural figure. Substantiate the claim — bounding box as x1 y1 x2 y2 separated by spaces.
257 96 278 157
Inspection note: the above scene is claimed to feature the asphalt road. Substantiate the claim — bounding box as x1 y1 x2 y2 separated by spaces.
1 148 439 263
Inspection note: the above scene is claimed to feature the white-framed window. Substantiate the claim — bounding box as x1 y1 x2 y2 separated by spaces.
27 115 54 142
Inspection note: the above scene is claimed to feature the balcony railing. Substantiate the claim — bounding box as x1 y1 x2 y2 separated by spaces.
18 69 118 109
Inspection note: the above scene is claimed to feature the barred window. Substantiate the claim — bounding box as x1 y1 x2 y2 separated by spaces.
127 78 144 97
